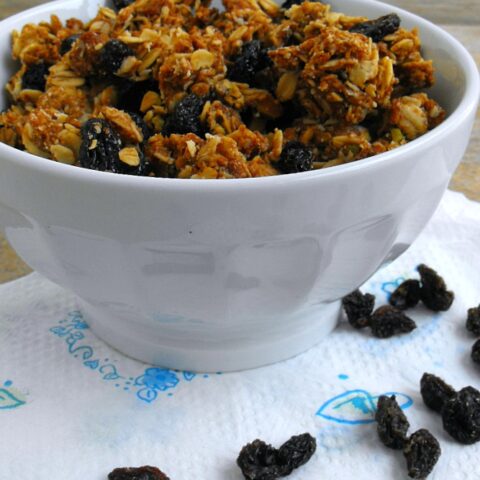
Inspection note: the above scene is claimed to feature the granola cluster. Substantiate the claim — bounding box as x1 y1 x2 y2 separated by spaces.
0 0 445 178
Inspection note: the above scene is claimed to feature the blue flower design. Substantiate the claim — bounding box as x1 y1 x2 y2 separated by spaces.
134 368 179 403
135 368 179 391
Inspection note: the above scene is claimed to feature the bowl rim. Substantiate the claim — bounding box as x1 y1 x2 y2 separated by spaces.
0 0 479 191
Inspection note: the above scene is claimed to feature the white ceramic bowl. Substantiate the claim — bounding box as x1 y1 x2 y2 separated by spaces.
0 0 478 372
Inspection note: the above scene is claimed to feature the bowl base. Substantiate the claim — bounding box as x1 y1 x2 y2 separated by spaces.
79 301 341 372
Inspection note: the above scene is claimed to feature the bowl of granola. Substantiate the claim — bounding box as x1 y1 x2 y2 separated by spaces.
0 0 478 371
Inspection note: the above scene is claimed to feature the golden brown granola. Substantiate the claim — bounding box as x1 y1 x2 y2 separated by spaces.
0 0 445 178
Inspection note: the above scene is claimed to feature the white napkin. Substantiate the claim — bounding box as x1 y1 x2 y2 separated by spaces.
1 189 480 480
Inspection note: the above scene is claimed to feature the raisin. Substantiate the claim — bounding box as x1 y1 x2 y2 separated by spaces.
163 94 207 137
466 305 480 335
403 429 441 480
266 101 306 131
472 339 480 364
442 386 480 444
417 264 454 312
108 466 170 480
420 373 456 414
277 433 316 475
21 62 49 91
98 40 135 76
128 112 151 144
116 79 158 113
350 13 401 42
389 280 421 310
112 0 135 10
370 305 416 338
361 111 388 140
342 289 375 329
119 147 148 176
60 34 80 56
281 0 319 9
150 160 178 178
277 141 313 174
237 439 282 480
227 41 272 86
375 395 410 450
79 118 122 172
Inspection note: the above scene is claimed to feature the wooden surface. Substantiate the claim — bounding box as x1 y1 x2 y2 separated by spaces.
0 0 479 283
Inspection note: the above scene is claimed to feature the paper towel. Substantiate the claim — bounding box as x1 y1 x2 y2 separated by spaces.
1 189 480 480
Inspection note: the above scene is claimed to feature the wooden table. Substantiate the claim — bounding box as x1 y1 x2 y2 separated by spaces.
0 0 479 283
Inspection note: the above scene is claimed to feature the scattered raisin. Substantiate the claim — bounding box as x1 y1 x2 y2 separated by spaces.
350 13 401 42
375 395 410 450
277 141 313 174
59 34 80 56
227 41 272 86
281 0 318 9
98 40 135 76
361 111 387 140
116 79 158 113
370 305 416 338
79 118 122 172
277 433 316 475
417 264 454 312
442 386 480 444
342 289 375 329
163 94 207 137
129 112 151 144
389 280 421 310
403 429 441 479
22 62 49 91
237 434 316 480
266 101 306 131
466 305 480 335
112 0 135 10
420 373 456 414
472 339 480 364
237 439 282 480
108 466 170 480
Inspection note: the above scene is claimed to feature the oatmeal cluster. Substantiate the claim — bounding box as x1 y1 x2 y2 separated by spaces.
0 0 445 178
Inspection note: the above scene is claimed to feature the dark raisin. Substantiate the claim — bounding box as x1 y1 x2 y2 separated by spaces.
108 466 170 480
442 386 480 444
265 101 306 132
403 429 441 479
116 79 158 113
420 373 456 414
112 0 135 10
227 41 272 86
350 13 401 42
375 395 410 450
466 305 480 335
237 439 282 480
163 94 207 137
21 62 49 91
277 433 316 475
79 118 122 172
389 280 421 310
60 34 81 56
361 110 388 140
417 264 454 312
98 40 135 76
150 159 178 178
370 305 416 338
472 339 480 364
281 0 319 9
118 147 148 176
342 289 375 329
128 112 151 144
277 141 313 174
